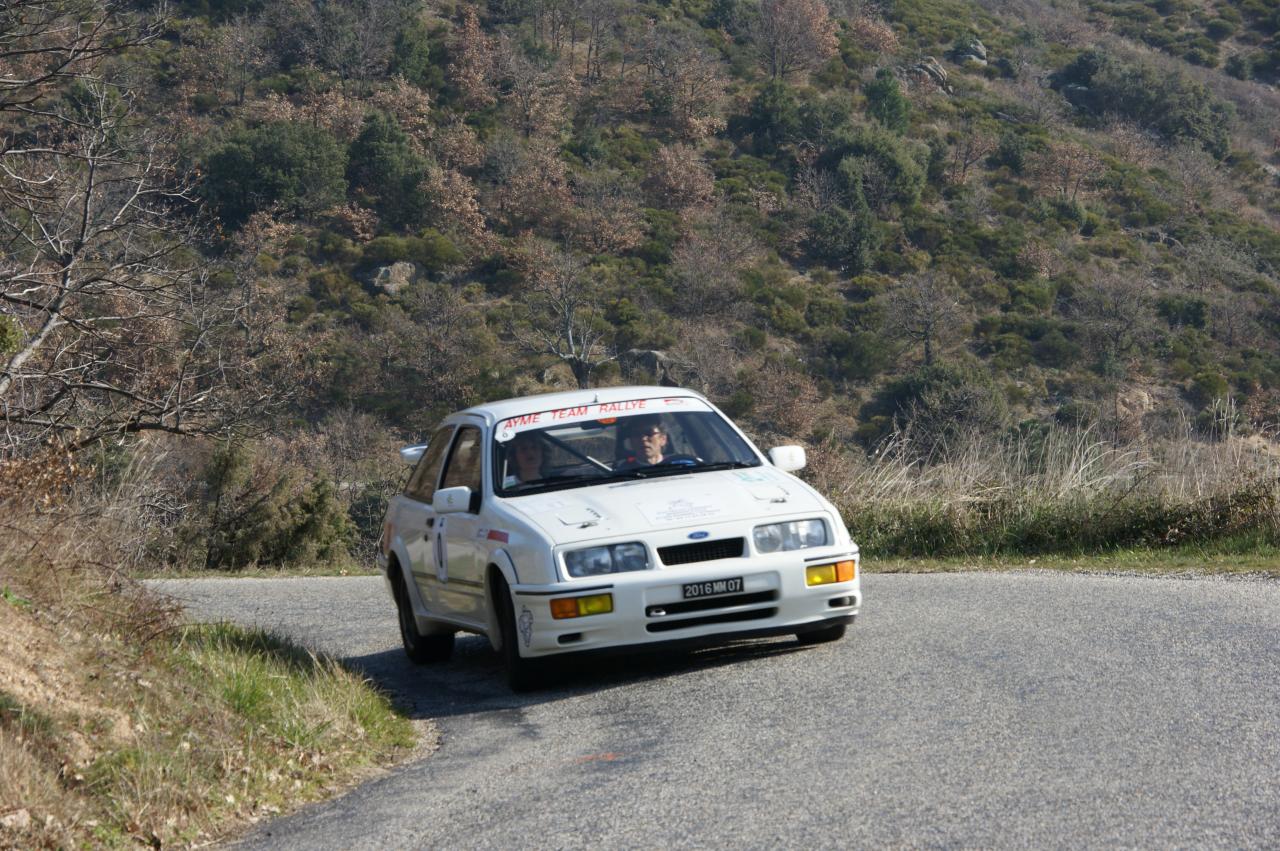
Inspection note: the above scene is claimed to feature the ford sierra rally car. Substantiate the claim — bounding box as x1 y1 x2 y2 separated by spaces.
377 386 861 690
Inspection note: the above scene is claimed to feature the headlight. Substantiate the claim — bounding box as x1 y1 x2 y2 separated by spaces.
753 519 829 553
564 542 650 578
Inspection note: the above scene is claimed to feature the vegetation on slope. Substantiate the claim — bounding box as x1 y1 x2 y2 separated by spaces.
2 0 1280 567
0 459 414 848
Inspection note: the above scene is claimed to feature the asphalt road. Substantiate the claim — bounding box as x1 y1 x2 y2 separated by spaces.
150 572 1280 849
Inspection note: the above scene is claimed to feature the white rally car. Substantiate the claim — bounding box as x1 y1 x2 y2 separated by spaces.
377 386 861 690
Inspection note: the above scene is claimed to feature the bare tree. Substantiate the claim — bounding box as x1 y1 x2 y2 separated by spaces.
210 13 269 106
1028 139 1104 202
508 241 615 388
669 208 762 317
947 115 997 184
752 0 838 80
881 271 967 366
1068 270 1157 378
0 0 161 114
0 3 279 454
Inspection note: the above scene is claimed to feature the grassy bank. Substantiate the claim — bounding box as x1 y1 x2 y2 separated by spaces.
0 487 414 849
813 423 1280 566
868 550 1280 578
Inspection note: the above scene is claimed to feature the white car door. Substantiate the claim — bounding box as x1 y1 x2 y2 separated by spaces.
435 424 487 621
399 425 454 611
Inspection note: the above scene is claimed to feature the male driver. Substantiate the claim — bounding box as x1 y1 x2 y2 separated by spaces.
617 416 670 469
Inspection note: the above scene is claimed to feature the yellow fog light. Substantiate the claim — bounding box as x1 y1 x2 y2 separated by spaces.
550 593 614 619
806 560 857 586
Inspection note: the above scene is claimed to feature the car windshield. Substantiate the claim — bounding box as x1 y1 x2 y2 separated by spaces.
493 399 761 496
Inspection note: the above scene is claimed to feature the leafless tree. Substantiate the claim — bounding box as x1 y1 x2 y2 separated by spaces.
1068 270 1157 378
947 115 997 184
669 208 762 317
1028 139 1104 202
508 241 615 389
210 13 269 106
751 0 838 80
0 0 161 114
881 271 968 366
0 2 281 454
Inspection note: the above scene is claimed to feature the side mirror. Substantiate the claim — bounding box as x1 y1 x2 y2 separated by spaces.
768 445 806 472
433 486 473 514
400 444 427 466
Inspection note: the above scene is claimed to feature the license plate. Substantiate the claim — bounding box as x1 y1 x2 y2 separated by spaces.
682 576 744 599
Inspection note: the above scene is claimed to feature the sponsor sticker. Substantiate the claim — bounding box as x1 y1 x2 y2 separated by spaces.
495 398 713 440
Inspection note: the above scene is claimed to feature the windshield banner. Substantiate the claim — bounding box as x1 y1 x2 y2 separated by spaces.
495 397 713 442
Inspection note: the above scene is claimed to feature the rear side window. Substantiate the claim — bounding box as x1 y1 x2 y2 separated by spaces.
405 426 454 503
440 426 484 494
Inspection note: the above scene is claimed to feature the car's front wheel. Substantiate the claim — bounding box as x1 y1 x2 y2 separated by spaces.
393 567 455 664
796 622 847 645
493 572 545 692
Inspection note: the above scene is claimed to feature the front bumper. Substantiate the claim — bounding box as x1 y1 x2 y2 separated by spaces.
509 552 860 658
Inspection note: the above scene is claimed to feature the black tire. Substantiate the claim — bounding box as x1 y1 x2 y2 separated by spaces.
493 573 544 692
796 622 847 645
393 568 455 664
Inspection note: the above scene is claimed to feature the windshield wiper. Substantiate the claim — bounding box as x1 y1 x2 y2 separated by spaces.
688 460 760 472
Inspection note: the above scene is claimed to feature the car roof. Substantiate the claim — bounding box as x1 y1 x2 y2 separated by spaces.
451 386 710 427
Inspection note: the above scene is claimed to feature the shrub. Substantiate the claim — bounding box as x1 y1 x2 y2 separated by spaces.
189 443 353 571
347 112 432 230
202 123 348 227
1052 49 1234 158
859 361 1008 453
864 69 910 134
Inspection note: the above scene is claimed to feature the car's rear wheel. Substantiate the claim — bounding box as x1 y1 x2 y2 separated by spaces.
493 573 544 692
393 567 455 664
796 622 847 645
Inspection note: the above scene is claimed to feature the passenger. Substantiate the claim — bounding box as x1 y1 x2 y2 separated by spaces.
506 433 545 485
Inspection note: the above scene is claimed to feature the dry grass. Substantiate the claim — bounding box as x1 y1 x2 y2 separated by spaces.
808 419 1280 559
0 455 414 849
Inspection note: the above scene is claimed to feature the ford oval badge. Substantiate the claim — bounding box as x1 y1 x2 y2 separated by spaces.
688 530 710 540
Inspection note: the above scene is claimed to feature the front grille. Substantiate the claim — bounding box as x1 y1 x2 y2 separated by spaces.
646 590 777 617
646 607 777 633
658 537 744 566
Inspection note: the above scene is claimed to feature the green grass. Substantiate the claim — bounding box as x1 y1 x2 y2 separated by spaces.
868 549 1280 577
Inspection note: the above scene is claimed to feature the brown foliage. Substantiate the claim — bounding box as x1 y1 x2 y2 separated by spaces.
1028 140 1105 201
564 170 645 254
753 0 839 79
645 144 716 212
449 6 496 108
483 135 571 232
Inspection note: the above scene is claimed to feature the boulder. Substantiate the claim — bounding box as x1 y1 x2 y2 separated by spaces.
912 56 952 94
954 37 988 65
371 261 416 295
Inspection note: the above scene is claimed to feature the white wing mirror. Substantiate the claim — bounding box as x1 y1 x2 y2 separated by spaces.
768 445 807 472
399 444 427 466
433 486 473 514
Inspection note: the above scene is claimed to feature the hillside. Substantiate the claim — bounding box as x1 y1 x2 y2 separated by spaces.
2 0 1280 564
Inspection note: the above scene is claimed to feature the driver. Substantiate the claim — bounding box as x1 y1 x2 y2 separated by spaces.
616 416 670 469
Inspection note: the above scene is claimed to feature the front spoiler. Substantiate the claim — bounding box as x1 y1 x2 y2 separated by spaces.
533 613 856 664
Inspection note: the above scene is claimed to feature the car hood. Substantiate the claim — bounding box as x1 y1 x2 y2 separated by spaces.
502 467 830 545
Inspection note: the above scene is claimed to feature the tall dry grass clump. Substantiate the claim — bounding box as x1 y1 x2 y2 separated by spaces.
810 418 1280 557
